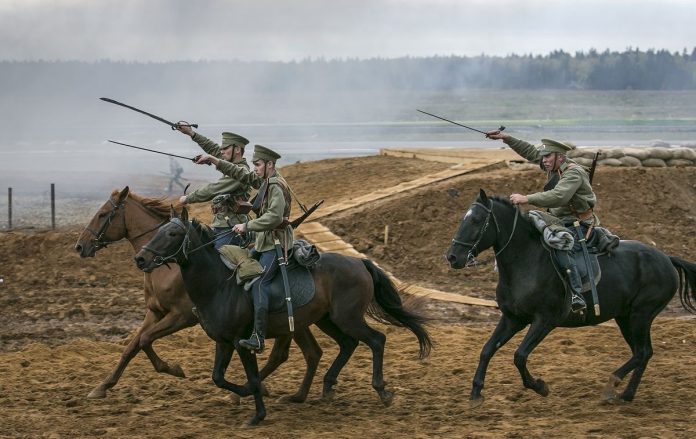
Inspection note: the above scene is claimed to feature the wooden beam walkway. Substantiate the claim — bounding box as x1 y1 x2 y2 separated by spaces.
309 159 508 221
296 222 498 308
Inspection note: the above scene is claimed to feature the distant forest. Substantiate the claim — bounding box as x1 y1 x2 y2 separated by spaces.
2 48 696 95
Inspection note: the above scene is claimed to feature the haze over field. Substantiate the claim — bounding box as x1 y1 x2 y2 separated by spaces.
1 0 695 201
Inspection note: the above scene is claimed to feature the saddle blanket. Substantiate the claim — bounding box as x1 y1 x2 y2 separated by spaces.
262 260 316 313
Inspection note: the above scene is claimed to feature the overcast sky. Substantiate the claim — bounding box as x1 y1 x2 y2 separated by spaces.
0 0 694 62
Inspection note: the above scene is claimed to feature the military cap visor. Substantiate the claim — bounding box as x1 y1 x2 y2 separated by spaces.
252 144 281 162
221 132 250 149
539 138 575 156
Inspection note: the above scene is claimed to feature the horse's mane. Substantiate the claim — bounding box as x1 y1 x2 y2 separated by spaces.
190 218 215 242
113 189 183 219
487 195 535 229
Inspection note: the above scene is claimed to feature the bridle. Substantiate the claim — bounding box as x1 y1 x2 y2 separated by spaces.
85 197 168 250
451 200 519 266
141 217 192 266
85 198 125 250
140 218 241 267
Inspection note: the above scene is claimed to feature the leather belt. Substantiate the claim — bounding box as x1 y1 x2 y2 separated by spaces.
577 209 594 221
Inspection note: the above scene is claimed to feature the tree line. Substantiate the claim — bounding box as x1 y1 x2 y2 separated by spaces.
2 48 695 98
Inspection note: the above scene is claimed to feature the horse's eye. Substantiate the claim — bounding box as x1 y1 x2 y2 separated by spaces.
168 231 177 237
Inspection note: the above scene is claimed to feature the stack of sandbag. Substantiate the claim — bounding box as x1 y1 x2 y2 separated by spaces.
567 141 696 168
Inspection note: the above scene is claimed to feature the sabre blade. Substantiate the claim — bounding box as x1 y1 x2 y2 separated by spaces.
100 97 198 129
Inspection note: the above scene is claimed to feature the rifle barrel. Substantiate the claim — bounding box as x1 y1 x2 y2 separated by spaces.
108 140 195 161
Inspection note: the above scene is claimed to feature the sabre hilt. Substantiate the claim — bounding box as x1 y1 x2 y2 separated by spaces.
172 123 198 130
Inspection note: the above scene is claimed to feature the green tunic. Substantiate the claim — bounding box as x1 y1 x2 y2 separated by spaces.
504 136 599 224
216 160 294 252
185 133 251 228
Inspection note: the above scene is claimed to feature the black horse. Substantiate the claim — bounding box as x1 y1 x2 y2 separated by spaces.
446 189 696 407
134 207 432 425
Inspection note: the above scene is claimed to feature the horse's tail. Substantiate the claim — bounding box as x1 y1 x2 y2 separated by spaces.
670 256 696 314
361 259 433 359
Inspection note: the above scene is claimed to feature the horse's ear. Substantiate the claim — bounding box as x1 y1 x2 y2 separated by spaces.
181 207 189 223
170 205 178 219
118 186 129 202
479 189 489 203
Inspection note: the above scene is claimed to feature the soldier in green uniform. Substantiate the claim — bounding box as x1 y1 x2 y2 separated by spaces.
194 144 293 353
176 124 252 250
486 130 598 313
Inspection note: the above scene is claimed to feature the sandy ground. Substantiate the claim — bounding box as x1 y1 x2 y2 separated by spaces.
2 155 696 438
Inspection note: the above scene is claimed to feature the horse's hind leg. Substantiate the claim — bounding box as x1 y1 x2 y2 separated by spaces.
612 313 657 402
603 315 638 401
471 315 526 408
335 318 393 406
314 317 359 400
279 327 322 403
513 317 555 397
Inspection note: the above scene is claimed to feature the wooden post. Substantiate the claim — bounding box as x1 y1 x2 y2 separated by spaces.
384 225 389 246
51 183 55 230
7 187 11 230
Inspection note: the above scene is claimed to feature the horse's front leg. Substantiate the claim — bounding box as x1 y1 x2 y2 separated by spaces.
513 316 555 397
211 342 251 397
471 314 526 408
236 343 266 426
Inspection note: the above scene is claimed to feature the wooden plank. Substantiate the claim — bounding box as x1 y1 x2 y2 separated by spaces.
314 241 355 252
295 222 330 234
302 231 344 243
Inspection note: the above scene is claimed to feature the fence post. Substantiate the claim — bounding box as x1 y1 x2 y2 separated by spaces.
7 187 11 230
51 183 55 230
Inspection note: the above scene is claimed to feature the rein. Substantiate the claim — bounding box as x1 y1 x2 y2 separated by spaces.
142 218 192 266
141 219 241 267
87 197 169 249
451 200 519 266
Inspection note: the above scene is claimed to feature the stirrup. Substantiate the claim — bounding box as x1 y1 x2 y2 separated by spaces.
571 294 587 314
239 332 265 354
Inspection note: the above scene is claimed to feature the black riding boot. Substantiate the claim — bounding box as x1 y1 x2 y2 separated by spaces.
240 285 268 353
566 258 587 313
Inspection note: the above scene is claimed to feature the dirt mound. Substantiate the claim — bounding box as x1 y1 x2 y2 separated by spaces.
2 155 696 437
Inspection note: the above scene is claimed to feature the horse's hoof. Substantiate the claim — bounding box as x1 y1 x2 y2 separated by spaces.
277 393 306 404
260 383 271 397
228 394 241 405
244 414 265 427
535 379 549 397
379 390 394 407
602 375 621 401
87 387 107 399
168 364 186 378
470 396 485 409
321 389 335 402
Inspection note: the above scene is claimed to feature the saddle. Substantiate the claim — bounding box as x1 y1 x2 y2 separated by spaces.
218 241 319 313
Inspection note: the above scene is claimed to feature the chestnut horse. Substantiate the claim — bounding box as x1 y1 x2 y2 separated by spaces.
76 187 322 401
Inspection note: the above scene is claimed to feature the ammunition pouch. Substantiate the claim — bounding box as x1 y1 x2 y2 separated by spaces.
212 194 252 215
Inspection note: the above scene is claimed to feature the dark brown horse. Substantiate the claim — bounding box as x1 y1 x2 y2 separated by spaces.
75 187 323 401
134 207 433 425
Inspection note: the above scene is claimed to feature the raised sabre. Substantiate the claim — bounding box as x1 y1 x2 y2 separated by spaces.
100 97 198 130
417 109 505 135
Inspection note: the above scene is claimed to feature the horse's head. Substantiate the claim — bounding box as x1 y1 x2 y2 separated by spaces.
134 206 197 272
446 189 500 269
75 187 130 257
